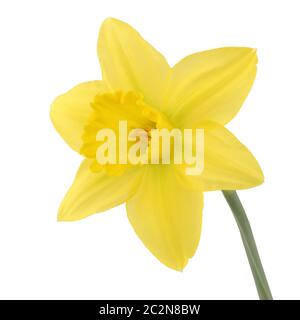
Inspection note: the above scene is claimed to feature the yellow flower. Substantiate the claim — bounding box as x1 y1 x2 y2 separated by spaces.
50 18 263 271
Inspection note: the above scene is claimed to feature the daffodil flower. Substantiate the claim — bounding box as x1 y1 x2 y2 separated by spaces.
51 18 272 299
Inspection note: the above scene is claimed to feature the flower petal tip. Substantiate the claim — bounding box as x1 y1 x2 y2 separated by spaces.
57 211 82 222
57 207 80 222
163 256 190 272
256 169 265 185
101 17 124 29
248 166 264 189
57 205 76 222
57 209 67 222
177 261 189 272
252 160 264 186
245 47 258 64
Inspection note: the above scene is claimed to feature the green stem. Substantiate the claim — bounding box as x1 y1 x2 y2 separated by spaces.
222 190 273 300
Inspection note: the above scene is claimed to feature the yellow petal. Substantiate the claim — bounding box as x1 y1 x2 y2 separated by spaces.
50 81 108 152
126 165 203 271
58 159 143 221
166 47 257 127
98 18 171 108
200 121 264 191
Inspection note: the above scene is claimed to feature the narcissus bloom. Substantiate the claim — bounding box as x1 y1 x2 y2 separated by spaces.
51 18 263 271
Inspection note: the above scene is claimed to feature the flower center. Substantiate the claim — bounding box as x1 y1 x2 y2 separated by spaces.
81 91 172 174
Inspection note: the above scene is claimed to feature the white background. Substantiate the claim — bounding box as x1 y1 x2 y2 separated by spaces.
0 0 299 300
